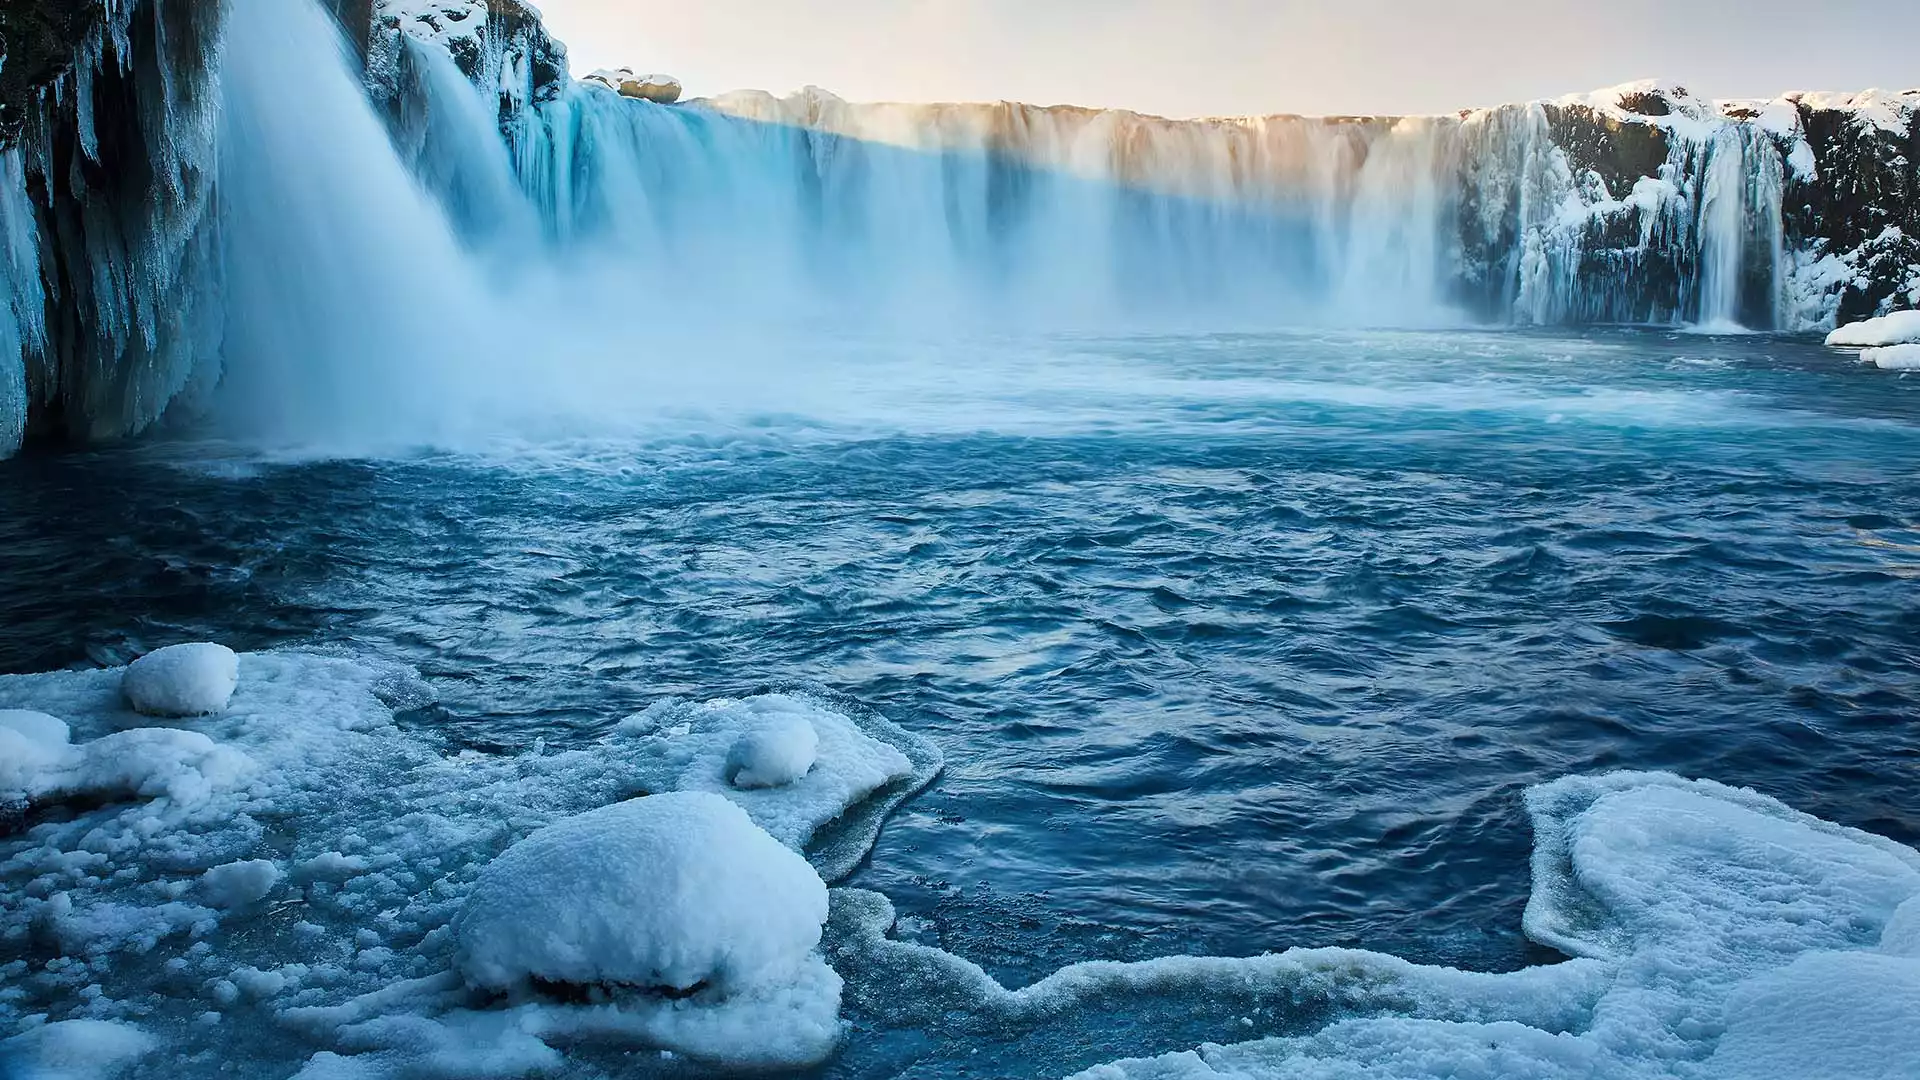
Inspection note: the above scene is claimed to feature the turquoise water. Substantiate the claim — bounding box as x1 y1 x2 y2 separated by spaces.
2 327 1917 1075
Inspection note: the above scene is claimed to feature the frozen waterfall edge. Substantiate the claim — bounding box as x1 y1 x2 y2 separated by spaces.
0 0 1917 458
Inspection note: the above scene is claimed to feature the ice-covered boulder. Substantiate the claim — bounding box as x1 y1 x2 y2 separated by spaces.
1827 309 1920 347
454 792 828 995
583 68 682 105
728 714 819 789
122 643 239 717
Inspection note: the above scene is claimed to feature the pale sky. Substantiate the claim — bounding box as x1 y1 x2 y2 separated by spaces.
534 0 1916 118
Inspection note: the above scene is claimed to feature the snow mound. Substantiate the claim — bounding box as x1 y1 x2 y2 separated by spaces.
728 713 819 789
1827 308 1920 347
121 643 239 717
582 68 682 104
1866 343 1920 370
454 792 828 995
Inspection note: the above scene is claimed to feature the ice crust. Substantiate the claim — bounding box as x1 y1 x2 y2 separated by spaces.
5 651 1917 1079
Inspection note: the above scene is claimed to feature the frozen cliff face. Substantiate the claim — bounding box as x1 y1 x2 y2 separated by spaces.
0 0 224 457
355 0 568 132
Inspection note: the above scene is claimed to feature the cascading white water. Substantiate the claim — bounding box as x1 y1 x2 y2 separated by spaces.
215 0 514 449
1696 126 1749 330
0 0 1846 456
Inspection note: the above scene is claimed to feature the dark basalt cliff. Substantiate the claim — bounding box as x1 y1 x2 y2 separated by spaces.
1786 95 1920 324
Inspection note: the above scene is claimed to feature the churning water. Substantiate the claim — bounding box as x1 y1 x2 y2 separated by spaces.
2 326 1916 1075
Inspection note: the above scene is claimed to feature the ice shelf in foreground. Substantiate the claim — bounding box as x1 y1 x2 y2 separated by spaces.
1070 773 1920 1079
0 653 934 1075
1828 309 1920 347
3 653 1917 1078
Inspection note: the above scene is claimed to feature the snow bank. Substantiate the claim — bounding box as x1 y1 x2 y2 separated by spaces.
1866 343 1920 370
1827 309 1920 347
455 792 828 994
122 643 239 717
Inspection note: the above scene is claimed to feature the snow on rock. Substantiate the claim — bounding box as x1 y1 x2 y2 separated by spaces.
121 643 239 717
1829 308 1920 347
1866 344 1920 370
455 792 828 994
0 1019 154 1080
200 859 283 909
582 68 683 105
728 712 820 789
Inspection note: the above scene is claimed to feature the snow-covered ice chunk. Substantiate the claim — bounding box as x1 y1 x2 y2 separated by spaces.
728 713 819 789
200 859 283 909
121 643 239 717
617 694 921 866
1703 951 1920 1080
1866 343 1920 370
1827 308 1920 347
0 1019 154 1080
454 791 829 995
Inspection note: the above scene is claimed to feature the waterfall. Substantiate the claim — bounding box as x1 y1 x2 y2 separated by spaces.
1696 126 1749 330
214 0 509 449
0 0 1911 456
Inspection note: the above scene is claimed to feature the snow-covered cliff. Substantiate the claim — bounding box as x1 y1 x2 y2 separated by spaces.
0 0 1915 456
